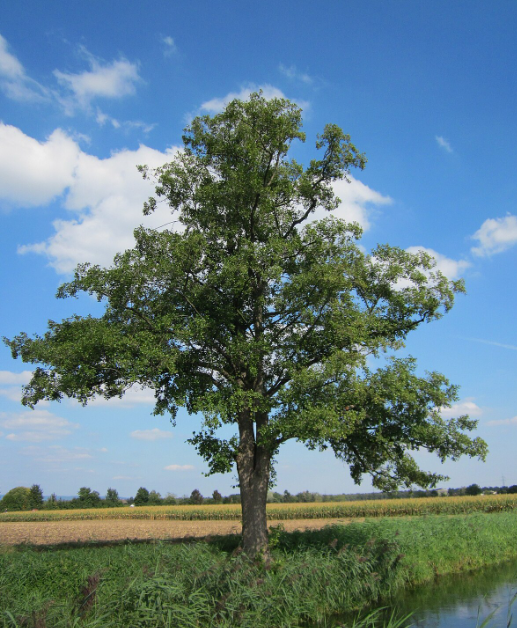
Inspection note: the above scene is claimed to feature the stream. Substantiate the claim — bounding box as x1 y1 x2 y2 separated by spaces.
338 557 517 627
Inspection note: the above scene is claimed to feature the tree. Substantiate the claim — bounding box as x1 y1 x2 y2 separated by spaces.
163 492 177 505
465 483 482 496
28 484 44 509
77 487 101 508
134 487 149 506
148 490 163 505
190 489 204 505
212 489 223 503
105 487 120 505
0 486 31 511
4 93 487 556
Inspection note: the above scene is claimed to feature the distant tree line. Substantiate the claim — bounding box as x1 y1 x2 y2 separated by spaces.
2 483 516 511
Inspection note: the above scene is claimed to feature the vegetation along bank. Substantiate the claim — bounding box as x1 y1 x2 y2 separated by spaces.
2 512 517 627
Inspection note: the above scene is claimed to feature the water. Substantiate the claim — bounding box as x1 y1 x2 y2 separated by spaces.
338 558 517 627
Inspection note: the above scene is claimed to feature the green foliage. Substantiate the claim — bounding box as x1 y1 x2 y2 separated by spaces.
3 92 488 552
0 486 30 511
134 487 149 506
77 487 101 508
190 489 204 505
105 487 120 505
163 492 177 505
148 490 162 505
466 483 482 496
212 490 223 503
28 484 44 509
1 514 517 627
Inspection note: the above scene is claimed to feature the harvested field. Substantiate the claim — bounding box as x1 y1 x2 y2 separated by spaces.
0 517 353 546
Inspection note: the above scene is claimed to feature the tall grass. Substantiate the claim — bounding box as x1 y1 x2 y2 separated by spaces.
2 513 517 627
2 494 517 522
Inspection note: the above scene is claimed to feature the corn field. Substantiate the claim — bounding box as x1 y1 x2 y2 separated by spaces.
1 494 517 523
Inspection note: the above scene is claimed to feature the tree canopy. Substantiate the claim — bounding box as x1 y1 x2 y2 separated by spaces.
4 93 487 554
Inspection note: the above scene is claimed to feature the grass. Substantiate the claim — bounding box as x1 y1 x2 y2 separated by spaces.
2 512 517 627
2 494 517 522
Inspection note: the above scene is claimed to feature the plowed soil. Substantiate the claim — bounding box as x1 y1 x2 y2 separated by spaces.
0 518 353 546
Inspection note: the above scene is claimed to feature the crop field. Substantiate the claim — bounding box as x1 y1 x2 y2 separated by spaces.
1 493 517 523
0 517 350 546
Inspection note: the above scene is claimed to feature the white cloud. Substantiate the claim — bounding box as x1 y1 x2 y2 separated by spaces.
0 409 79 441
54 48 141 112
406 246 470 280
130 428 174 441
436 136 453 153
86 385 156 408
0 370 33 385
0 34 24 78
440 398 483 419
486 416 517 427
200 84 290 114
471 215 517 257
162 36 177 56
11 128 178 272
20 445 94 462
165 464 195 471
310 176 392 231
0 124 80 208
0 34 49 102
279 64 313 85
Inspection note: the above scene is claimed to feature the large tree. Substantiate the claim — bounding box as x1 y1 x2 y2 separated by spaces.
5 93 486 556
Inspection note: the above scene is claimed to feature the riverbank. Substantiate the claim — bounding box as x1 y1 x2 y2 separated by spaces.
1 513 517 627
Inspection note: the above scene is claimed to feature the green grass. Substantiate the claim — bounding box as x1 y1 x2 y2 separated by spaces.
1 513 517 627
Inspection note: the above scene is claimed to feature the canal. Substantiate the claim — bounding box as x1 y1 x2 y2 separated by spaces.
337 557 517 627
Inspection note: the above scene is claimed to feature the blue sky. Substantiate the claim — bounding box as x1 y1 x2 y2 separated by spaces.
1 1 517 499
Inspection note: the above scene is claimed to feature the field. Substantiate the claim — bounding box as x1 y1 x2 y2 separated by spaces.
1 493 517 523
2 513 517 627
0 517 350 546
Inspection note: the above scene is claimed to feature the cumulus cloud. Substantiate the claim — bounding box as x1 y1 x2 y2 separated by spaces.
54 47 141 112
0 409 79 442
165 464 195 471
486 416 517 427
436 135 453 153
85 385 156 408
130 428 174 441
0 370 32 385
405 246 470 280
440 398 483 419
8 125 178 272
311 176 392 231
0 34 49 102
471 215 517 257
0 124 80 208
278 64 313 84
200 84 290 114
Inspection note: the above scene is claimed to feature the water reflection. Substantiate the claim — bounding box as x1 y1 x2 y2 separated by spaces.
332 558 517 627
383 559 517 627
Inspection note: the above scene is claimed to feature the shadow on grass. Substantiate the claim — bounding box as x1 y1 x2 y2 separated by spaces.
3 521 376 555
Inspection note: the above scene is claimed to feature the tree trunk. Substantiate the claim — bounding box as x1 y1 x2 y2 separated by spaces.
236 412 271 557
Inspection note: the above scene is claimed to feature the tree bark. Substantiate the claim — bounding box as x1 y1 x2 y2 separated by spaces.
236 411 271 557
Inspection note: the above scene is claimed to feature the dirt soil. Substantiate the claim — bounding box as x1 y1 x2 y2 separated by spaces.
0 518 354 546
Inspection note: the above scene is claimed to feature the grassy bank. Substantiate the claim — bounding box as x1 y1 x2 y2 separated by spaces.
2 494 517 522
1 513 517 627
